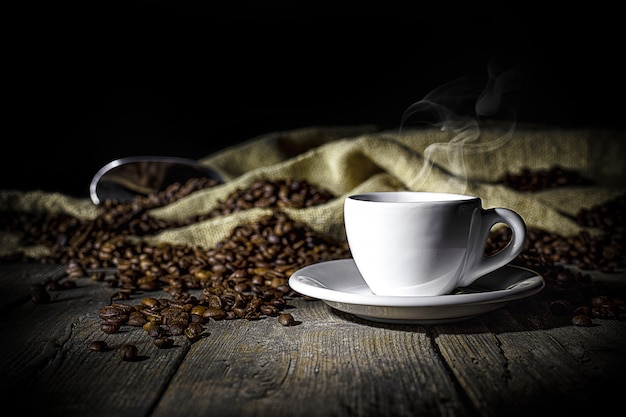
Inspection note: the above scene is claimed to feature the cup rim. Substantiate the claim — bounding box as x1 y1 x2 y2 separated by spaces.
348 191 478 203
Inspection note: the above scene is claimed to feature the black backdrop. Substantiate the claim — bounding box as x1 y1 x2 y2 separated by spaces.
4 3 624 198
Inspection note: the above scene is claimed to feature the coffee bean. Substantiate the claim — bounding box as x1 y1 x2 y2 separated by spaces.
100 321 121 334
98 305 130 320
571 315 593 327
260 304 279 317
278 313 295 326
88 340 108 352
184 322 203 342
61 279 77 289
127 311 148 327
119 344 138 361
31 288 50 304
147 325 167 338
141 297 160 309
549 300 570 316
169 322 187 336
153 338 174 349
203 307 226 320
45 280 61 291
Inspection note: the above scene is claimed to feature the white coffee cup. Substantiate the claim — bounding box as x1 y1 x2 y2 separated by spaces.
344 191 527 296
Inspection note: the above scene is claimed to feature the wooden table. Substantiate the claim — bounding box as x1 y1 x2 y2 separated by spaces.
1 261 625 417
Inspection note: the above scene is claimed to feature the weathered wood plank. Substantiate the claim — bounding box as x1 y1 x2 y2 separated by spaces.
151 300 467 417
0 264 468 417
2 262 625 417
0 262 66 310
433 306 626 417
0 265 188 417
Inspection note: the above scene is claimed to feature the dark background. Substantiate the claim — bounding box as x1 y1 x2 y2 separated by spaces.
4 3 624 198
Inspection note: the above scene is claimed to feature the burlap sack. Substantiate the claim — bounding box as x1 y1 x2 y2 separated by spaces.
1 124 624 258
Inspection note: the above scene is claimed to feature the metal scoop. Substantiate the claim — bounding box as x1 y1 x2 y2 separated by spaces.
89 156 223 205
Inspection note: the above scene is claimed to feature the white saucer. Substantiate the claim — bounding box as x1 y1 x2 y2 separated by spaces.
289 259 545 324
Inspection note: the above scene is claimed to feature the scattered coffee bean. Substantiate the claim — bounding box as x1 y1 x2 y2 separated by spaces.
119 344 138 361
184 322 203 342
153 338 174 349
100 321 121 334
549 300 571 316
571 315 593 327
278 313 296 326
203 307 226 320
45 280 61 291
127 311 147 327
61 279 77 289
147 325 167 338
31 288 51 304
169 322 187 336
261 304 279 317
88 340 108 352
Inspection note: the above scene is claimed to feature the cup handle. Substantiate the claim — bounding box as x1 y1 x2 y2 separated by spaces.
459 208 527 287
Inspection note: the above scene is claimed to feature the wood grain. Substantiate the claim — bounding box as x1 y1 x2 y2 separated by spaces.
1 262 625 417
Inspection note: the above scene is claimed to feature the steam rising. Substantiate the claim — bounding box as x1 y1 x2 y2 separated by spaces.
400 58 523 193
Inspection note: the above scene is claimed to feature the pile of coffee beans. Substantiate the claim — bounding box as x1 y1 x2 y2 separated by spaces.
1 179 349 333
1 178 338 267
87 209 346 348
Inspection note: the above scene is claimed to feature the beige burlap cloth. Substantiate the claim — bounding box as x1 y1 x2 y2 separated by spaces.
1 124 625 259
